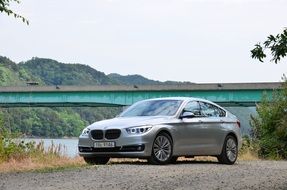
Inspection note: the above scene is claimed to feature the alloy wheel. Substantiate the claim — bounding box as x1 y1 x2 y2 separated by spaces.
153 135 172 162
226 138 237 162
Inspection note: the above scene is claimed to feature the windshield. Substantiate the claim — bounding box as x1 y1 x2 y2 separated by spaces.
120 100 183 117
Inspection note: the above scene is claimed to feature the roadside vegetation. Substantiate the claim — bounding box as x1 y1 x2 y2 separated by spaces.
250 79 287 159
0 122 85 173
238 136 260 161
237 80 287 161
249 27 287 159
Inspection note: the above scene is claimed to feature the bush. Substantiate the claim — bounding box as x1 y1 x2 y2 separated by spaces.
251 80 287 159
0 119 63 163
0 122 38 163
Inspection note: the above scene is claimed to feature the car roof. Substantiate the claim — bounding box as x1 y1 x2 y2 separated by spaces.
143 97 213 103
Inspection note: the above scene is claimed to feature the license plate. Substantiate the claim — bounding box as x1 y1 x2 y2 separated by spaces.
94 142 115 148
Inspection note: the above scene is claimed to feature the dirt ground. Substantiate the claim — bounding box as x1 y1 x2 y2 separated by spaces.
0 160 287 190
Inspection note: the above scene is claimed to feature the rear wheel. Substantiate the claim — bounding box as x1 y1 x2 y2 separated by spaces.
148 132 173 165
83 157 110 165
217 135 238 165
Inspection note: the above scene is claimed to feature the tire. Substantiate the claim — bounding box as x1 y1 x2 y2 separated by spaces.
217 135 238 165
148 132 173 165
83 157 110 165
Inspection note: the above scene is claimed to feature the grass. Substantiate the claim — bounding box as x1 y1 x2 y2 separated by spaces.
238 137 260 161
0 140 86 173
238 149 259 161
0 156 86 173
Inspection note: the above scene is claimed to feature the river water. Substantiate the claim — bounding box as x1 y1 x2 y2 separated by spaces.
23 138 79 158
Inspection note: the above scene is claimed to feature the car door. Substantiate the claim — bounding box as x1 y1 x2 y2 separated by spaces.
176 101 204 155
175 101 227 156
195 101 226 155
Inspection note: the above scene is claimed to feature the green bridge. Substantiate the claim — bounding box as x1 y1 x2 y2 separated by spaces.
0 82 282 108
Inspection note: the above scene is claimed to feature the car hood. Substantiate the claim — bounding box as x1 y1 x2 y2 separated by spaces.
87 116 174 130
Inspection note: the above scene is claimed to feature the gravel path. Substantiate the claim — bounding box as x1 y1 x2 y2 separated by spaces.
0 160 287 190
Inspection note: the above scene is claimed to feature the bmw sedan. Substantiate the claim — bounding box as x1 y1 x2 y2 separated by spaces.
78 97 242 165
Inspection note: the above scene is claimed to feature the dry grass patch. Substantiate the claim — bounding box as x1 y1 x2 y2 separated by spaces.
0 139 86 173
238 137 260 161
0 156 85 173
238 150 259 161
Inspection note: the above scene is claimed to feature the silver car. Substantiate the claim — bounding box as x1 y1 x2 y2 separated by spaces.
78 97 242 165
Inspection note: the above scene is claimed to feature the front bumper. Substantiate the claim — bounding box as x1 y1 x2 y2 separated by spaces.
78 129 155 158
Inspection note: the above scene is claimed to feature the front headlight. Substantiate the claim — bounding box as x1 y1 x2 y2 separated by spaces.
81 128 90 136
126 125 152 135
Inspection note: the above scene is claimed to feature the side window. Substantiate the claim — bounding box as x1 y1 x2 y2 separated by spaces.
218 107 226 117
211 105 226 117
184 101 201 116
199 102 219 117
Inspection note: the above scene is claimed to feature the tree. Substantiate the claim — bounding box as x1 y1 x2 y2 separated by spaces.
0 0 28 24
251 28 287 63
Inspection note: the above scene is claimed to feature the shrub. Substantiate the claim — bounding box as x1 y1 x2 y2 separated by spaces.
0 123 36 163
0 118 64 163
251 80 287 159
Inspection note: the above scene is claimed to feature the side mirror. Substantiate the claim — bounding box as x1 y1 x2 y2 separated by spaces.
180 111 195 119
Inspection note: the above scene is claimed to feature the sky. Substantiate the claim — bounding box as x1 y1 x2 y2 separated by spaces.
0 0 287 83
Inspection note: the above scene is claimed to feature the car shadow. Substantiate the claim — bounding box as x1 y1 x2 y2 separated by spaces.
174 160 219 165
108 158 220 165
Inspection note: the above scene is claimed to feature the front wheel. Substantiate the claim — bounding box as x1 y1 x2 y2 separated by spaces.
217 135 238 165
83 157 110 165
148 132 173 165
